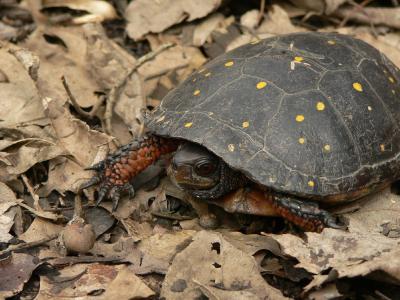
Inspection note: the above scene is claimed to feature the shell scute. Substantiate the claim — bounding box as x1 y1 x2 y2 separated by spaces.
147 32 400 200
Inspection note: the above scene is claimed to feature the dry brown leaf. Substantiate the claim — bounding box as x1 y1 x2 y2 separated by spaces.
325 0 347 15
240 9 260 30
132 230 195 275
192 13 225 47
42 0 117 24
2 143 65 177
161 231 288 299
308 283 342 300
83 23 147 139
22 26 101 108
36 263 126 299
0 193 19 243
266 188 400 293
125 0 222 40
0 44 44 128
335 7 400 29
43 97 111 166
100 266 155 299
289 0 346 14
19 216 63 244
37 97 111 195
336 28 400 68
257 5 306 35
289 0 325 13
0 253 41 299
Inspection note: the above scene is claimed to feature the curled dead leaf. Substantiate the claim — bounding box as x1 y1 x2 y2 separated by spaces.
125 0 223 40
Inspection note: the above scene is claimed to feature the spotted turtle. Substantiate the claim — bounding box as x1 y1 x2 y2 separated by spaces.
82 32 400 232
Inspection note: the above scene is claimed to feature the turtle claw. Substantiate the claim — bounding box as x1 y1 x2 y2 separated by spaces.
110 186 121 212
108 183 135 212
323 213 348 230
80 176 101 190
96 185 110 207
84 161 104 171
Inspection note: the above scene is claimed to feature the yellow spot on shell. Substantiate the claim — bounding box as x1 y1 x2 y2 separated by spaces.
204 72 211 77
308 180 315 187
327 40 336 45
392 90 396 95
368 106 372 111
184 122 193 128
295 115 305 122
298 137 305 144
192 78 197 82
389 77 395 83
228 144 235 152
353 82 363 92
256 81 267 89
225 61 234 67
294 56 304 62
324 144 331 152
316 102 325 111
193 89 200 96
242 121 249 128
250 39 260 44
198 68 206 73
380 144 385 151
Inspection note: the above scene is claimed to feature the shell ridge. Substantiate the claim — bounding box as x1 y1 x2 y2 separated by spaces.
359 70 400 133
195 111 263 146
317 87 362 168
263 94 286 147
168 76 244 128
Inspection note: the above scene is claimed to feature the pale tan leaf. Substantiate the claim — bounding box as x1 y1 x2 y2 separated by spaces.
125 0 223 40
101 266 155 299
161 231 288 299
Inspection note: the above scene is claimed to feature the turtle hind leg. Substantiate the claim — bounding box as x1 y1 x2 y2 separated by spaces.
273 195 347 232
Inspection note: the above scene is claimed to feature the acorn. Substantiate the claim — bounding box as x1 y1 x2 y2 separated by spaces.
62 217 96 253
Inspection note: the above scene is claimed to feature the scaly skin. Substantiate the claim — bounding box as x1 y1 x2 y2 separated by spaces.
81 135 177 211
269 195 345 232
82 136 345 232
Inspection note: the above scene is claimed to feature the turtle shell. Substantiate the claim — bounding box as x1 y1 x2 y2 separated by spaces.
147 32 400 203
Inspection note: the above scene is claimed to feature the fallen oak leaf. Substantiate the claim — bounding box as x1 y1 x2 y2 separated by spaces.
125 0 223 40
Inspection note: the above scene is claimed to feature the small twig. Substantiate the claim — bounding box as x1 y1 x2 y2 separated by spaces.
257 0 265 26
151 211 193 221
73 193 83 219
0 233 59 257
375 290 392 300
48 255 123 267
338 0 375 28
21 174 39 209
62 76 93 119
18 202 63 221
104 42 175 136
43 204 90 213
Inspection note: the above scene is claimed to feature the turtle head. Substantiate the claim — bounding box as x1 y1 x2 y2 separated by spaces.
168 143 246 200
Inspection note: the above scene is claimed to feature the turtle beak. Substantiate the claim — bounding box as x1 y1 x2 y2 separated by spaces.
170 164 193 184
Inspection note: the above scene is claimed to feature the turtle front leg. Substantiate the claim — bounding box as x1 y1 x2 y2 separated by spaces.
81 135 177 211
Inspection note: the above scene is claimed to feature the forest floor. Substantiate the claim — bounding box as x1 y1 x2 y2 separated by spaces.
1 0 400 299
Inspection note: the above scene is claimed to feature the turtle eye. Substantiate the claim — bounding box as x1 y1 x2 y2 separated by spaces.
195 161 217 176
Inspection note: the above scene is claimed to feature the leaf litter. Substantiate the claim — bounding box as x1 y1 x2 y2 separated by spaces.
1 0 400 299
